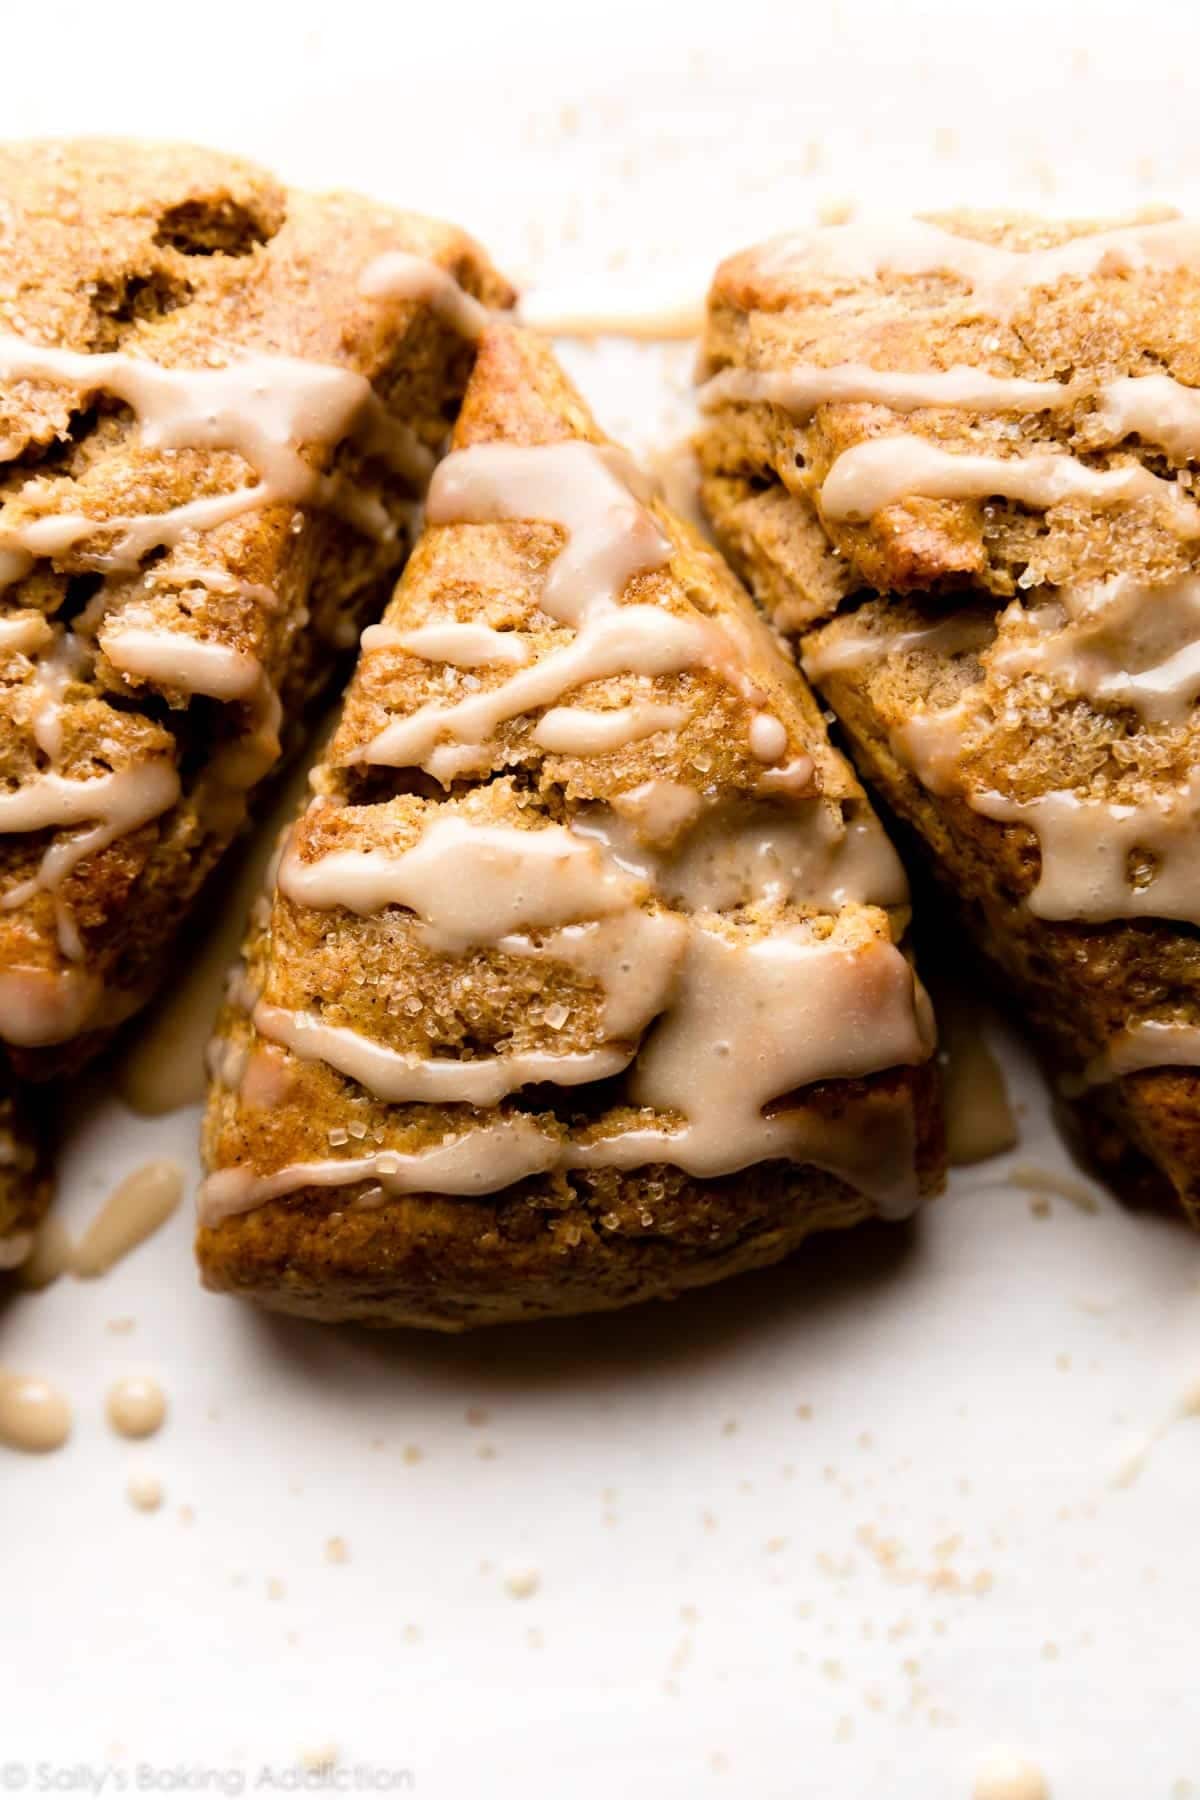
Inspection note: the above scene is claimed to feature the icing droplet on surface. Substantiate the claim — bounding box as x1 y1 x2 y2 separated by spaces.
72 1160 184 1278
106 1376 168 1439
972 1748 1049 1800
0 1369 72 1453
126 1471 164 1512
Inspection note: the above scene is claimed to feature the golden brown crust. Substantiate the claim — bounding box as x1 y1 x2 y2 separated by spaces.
199 323 942 1328
199 1065 941 1328
0 138 513 1079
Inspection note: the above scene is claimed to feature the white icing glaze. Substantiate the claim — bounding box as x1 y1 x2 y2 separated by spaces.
0 762 182 943
101 627 263 701
279 815 646 945
361 438 788 779
576 799 909 915
704 361 1200 474
753 213 1200 322
1094 373 1200 460
700 363 1072 419
989 576 1200 724
199 1115 563 1225
201 928 928 1225
358 606 713 773
611 779 702 845
358 251 492 341
803 614 992 682
426 442 671 626
889 701 977 797
0 335 427 586
1078 1020 1200 1087
567 922 930 1216
0 612 52 655
532 701 686 754
0 965 102 1047
971 779 1200 922
748 712 788 762
496 909 688 1040
820 435 1200 531
362 621 530 667
253 1002 633 1104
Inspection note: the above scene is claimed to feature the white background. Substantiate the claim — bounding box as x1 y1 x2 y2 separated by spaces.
4 2 1200 1793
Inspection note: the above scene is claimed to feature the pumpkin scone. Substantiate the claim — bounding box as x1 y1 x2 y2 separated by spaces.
0 138 512 1080
0 1084 48 1272
199 322 941 1329
698 209 1200 1218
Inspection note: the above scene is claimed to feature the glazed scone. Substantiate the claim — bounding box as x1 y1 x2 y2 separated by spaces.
199 323 942 1329
0 139 512 1078
698 209 1200 1217
0 1085 48 1271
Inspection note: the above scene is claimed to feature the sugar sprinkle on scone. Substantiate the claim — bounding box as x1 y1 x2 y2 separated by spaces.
699 207 1200 1217
0 138 512 1078
199 322 941 1329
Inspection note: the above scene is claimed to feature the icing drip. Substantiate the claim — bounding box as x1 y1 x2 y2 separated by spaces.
989 576 1200 724
820 436 1200 532
701 363 1200 469
0 613 53 656
0 336 428 587
359 605 713 774
101 628 264 701
72 1159 184 1277
0 965 103 1047
575 799 909 914
0 763 182 955
200 929 928 1226
568 924 929 1216
253 1003 634 1104
358 251 493 341
803 614 992 682
532 701 686 754
200 1115 563 1226
1077 1020 1200 1087
425 442 672 625
751 214 1200 322
700 363 1073 419
279 815 647 945
972 780 1200 922
359 440 789 779
496 909 689 1040
362 621 530 667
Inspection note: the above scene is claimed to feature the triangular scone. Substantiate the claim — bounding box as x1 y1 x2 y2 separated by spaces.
0 139 512 1078
199 323 941 1329
0 1085 48 1273
698 210 1200 1217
